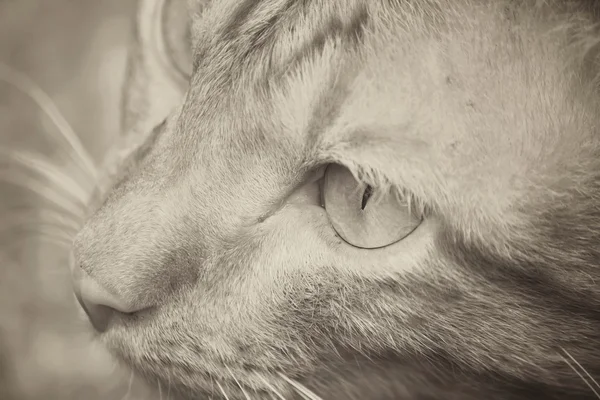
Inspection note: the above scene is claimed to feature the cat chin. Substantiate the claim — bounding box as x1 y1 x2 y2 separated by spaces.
104 336 424 400
97 336 590 400
127 364 300 400
98 335 283 400
128 360 461 400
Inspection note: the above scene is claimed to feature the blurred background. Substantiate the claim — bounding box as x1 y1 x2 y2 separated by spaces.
0 1 159 399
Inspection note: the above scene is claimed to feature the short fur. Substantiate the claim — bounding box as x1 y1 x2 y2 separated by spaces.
73 0 600 399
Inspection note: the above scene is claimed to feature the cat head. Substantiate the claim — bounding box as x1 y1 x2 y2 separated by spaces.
71 1 600 399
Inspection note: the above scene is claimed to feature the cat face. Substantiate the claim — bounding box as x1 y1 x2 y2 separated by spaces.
71 0 600 399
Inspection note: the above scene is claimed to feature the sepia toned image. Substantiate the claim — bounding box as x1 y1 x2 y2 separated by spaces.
1 1 599 399
0 1 157 399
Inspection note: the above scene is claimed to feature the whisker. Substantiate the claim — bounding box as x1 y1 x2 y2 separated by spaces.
258 374 287 400
167 370 172 400
562 348 600 390
0 208 81 235
215 380 231 400
0 62 97 179
158 378 163 400
121 370 135 400
0 235 71 264
0 218 77 241
0 170 86 217
277 373 324 400
562 357 600 399
560 347 600 398
1 224 74 246
0 149 93 203
224 365 252 400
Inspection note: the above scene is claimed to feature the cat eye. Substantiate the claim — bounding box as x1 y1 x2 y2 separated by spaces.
321 164 422 249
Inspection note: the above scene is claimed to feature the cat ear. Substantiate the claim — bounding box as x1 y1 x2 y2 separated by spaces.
140 0 213 84
136 0 213 86
186 0 210 12
136 0 197 84
158 0 197 81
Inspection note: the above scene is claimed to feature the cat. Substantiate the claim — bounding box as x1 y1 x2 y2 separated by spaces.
70 0 600 399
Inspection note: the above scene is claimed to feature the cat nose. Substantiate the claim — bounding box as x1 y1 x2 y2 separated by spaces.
72 268 147 332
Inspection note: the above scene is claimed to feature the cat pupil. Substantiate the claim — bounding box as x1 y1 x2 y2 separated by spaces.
361 185 373 210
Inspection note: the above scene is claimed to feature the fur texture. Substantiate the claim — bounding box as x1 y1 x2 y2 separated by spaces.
73 0 600 398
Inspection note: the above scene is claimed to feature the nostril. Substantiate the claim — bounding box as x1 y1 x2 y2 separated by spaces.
72 268 149 332
74 290 114 333
78 272 142 314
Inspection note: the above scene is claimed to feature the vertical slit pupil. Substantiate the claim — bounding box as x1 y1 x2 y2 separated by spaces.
361 185 373 210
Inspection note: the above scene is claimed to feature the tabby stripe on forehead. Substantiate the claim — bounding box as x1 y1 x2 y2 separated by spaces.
193 0 370 81
279 4 369 76
287 5 369 145
195 0 304 72
217 0 369 57
218 0 264 42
